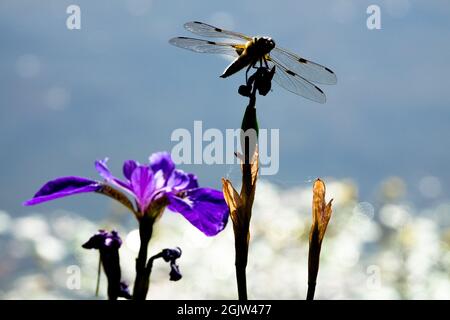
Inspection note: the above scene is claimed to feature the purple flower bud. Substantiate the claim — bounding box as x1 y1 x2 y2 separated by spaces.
169 263 182 281
82 230 122 250
82 230 124 300
161 247 182 262
151 247 183 282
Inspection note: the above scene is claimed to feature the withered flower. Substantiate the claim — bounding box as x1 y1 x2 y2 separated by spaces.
307 178 333 300
82 230 131 300
222 148 259 300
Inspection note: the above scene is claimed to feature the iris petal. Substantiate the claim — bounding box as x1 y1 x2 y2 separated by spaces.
24 176 101 206
123 160 139 180
95 159 131 191
186 173 199 189
167 188 229 236
149 152 175 180
95 158 112 180
167 169 191 191
130 165 155 212
25 153 230 238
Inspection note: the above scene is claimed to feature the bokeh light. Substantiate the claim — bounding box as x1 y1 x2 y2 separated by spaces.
1 179 449 299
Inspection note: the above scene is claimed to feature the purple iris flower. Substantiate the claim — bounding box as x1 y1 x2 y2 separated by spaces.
24 152 229 236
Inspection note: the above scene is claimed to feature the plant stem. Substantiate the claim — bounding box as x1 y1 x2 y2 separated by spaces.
236 266 248 300
307 282 316 301
132 215 155 300
95 255 101 297
99 249 121 300
234 95 257 301
235 230 249 300
230 69 263 301
307 225 321 301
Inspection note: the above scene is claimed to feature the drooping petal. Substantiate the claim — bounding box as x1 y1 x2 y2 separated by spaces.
97 184 136 213
24 176 101 206
95 159 131 191
167 188 229 236
130 165 156 212
149 152 175 180
123 160 139 180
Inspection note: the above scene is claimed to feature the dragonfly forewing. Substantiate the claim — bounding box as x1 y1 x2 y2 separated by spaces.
169 37 243 57
184 21 252 41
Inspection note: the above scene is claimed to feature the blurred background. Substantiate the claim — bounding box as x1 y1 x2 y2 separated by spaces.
0 0 449 299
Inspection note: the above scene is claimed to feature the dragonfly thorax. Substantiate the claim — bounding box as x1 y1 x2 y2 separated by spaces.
248 37 276 56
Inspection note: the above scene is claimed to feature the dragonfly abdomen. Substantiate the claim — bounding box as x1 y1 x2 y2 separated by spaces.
220 40 262 78
220 52 255 78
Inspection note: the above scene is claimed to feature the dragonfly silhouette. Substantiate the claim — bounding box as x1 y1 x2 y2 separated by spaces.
169 21 337 103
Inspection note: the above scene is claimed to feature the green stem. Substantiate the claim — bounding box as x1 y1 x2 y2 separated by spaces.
95 255 101 297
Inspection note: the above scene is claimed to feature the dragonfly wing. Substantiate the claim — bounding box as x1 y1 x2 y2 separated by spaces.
270 47 337 85
184 21 252 41
169 37 242 57
267 59 327 103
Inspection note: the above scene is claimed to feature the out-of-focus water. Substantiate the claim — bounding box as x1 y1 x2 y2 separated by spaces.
1 179 449 299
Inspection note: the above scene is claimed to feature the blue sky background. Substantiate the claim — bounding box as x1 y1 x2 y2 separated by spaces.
1 0 449 219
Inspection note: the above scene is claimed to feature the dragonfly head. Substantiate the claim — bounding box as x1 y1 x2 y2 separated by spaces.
256 37 276 54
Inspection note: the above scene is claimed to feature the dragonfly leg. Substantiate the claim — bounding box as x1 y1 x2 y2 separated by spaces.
245 63 255 84
263 57 269 68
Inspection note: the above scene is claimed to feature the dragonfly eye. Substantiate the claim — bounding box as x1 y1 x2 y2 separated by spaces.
258 37 275 50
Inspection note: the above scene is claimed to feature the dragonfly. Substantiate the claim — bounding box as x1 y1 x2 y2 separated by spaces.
169 21 337 103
